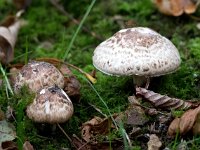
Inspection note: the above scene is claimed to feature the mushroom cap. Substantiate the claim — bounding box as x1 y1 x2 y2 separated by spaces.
26 86 74 124
93 27 181 77
14 61 64 93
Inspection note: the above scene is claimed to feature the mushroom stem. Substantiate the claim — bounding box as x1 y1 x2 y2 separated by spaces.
133 75 150 89
145 77 150 89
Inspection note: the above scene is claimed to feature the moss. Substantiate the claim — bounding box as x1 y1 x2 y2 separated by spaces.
1 0 200 149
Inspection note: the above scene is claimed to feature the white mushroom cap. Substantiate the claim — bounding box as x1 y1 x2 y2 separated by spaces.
93 27 181 77
14 61 64 93
26 86 74 124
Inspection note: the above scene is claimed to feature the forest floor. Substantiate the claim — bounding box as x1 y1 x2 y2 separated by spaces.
0 0 200 149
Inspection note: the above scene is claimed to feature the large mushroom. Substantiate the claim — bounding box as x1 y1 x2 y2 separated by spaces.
14 61 64 93
26 85 73 124
92 27 181 88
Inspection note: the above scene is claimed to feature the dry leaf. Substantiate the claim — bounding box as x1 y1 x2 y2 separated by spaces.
136 87 196 110
60 64 81 101
81 116 103 142
23 141 34 150
115 96 148 126
152 0 199 16
192 107 200 135
0 17 25 64
72 134 91 150
167 118 180 137
179 108 199 135
81 116 113 143
167 105 200 137
1 141 18 150
147 134 162 150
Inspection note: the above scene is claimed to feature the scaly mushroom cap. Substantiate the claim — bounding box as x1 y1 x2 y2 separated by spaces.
14 61 64 93
26 86 74 124
93 27 181 77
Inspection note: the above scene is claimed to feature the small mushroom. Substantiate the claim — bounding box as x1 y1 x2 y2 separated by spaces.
92 27 181 88
14 61 64 93
26 85 73 124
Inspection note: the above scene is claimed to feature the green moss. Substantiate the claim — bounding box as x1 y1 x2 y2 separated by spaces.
1 0 200 149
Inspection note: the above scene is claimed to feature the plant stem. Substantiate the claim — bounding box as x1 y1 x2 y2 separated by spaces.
62 0 96 61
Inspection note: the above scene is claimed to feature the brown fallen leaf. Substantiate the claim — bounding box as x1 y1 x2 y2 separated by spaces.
60 64 81 101
152 0 199 16
147 134 162 150
192 107 200 135
136 87 197 110
71 134 91 150
23 141 34 150
179 108 199 135
0 11 26 64
72 134 124 150
167 118 180 137
81 116 114 143
167 105 200 137
115 96 148 126
1 141 18 150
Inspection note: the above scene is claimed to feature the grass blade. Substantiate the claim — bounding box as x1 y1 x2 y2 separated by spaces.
0 63 14 96
62 0 96 61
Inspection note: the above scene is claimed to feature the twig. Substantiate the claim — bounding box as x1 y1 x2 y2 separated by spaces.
77 141 90 150
57 123 78 149
50 0 103 41
88 102 107 117
72 134 90 150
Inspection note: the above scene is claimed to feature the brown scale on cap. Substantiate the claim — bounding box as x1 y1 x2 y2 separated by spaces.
93 27 181 87
26 86 73 124
14 61 64 93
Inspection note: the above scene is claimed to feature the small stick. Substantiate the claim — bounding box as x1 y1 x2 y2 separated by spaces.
50 0 104 41
72 134 90 150
88 102 107 117
57 123 78 149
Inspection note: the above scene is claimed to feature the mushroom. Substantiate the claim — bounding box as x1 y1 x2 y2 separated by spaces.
14 61 64 93
26 85 73 124
92 27 181 88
